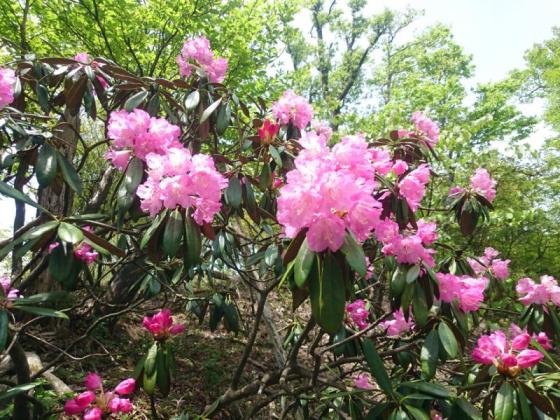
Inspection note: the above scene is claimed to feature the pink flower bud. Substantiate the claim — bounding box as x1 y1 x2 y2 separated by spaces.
511 332 531 351
74 390 96 407
84 372 102 390
114 378 136 395
516 349 544 369
353 373 373 390
64 399 84 415
83 407 103 420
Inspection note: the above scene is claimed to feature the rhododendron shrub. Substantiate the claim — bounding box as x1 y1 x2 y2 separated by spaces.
0 38 559 420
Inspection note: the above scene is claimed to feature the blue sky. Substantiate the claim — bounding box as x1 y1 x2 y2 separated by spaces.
372 0 560 84
1 1 560 232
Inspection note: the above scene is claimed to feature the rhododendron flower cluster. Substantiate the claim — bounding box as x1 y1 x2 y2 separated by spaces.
468 247 510 281
375 218 437 267
106 109 182 169
0 67 15 110
136 146 227 223
449 168 497 203
73 52 109 89
472 330 544 373
272 90 313 130
379 308 414 336
0 275 19 300
411 111 439 146
436 272 488 312
48 227 99 265
143 309 186 341
398 164 430 212
346 299 369 330
516 275 560 306
311 120 333 142
64 373 135 419
510 324 552 350
176 36 228 83
470 168 497 202
258 119 279 144
277 132 382 252
353 373 373 390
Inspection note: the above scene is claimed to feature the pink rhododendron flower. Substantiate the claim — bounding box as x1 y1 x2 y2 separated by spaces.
353 373 373 390
472 330 544 373
467 247 509 281
411 111 439 146
65 374 135 418
0 67 16 109
0 275 19 300
392 159 408 176
277 132 383 252
258 119 280 144
436 273 488 312
136 146 227 223
272 90 313 130
346 299 369 330
470 168 497 203
143 309 186 341
370 149 393 175
106 109 182 169
510 324 553 351
311 120 333 142
398 164 430 212
516 275 560 306
73 52 109 89
176 36 228 83
379 308 414 336
376 220 436 267
74 242 99 265
448 186 465 196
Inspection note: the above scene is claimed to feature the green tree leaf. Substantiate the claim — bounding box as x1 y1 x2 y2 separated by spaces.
362 338 392 395
36 144 58 187
494 382 514 420
421 330 439 380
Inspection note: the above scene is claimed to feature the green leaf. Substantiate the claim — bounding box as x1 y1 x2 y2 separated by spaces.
144 342 159 376
36 84 50 112
57 222 84 244
294 239 315 288
140 213 166 249
125 90 148 111
421 330 439 380
401 381 450 399
163 209 183 258
406 265 420 284
215 102 231 134
200 97 222 123
516 386 531 420
340 231 367 276
362 338 392 395
124 158 144 193
184 90 200 111
156 348 170 396
223 300 240 334
12 291 67 305
391 266 406 297
36 144 58 187
269 145 283 168
404 404 430 420
494 382 514 420
259 163 271 190
264 244 278 267
412 283 428 328
438 321 458 358
309 254 345 334
183 215 202 268
48 243 75 284
449 398 483 420
22 221 59 241
0 383 40 402
0 181 50 215
56 153 82 195
225 177 242 208
15 306 68 319
209 294 225 331
0 311 8 352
